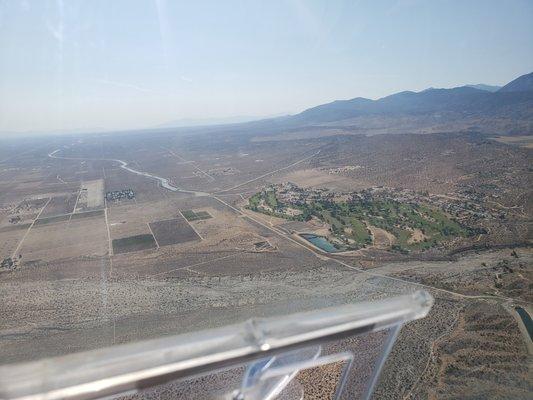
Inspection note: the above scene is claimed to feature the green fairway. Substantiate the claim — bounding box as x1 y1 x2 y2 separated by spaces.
248 186 471 252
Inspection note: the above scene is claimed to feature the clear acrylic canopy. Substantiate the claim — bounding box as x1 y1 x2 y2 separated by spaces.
0 291 433 400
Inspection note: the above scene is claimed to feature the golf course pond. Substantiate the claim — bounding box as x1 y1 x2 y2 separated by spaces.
299 234 340 253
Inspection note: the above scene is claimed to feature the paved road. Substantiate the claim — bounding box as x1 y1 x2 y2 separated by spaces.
49 144 533 308
215 149 322 194
212 195 533 307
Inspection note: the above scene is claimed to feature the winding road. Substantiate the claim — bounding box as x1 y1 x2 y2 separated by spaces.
48 149 208 196
48 145 533 308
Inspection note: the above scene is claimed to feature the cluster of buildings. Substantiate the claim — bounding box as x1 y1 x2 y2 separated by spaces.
274 182 371 208
275 182 331 206
1 256 19 270
429 192 492 222
8 216 21 224
324 165 362 174
357 186 497 228
272 182 493 226
105 189 135 202
208 167 239 176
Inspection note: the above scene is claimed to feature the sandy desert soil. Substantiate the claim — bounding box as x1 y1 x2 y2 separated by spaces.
0 130 531 399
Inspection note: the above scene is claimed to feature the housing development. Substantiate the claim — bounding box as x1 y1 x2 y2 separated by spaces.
0 72 531 399
248 182 482 253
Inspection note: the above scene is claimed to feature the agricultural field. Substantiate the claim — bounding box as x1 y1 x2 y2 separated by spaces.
34 214 71 226
112 234 157 254
0 127 530 399
149 217 201 246
181 209 212 222
39 194 77 218
77 179 104 211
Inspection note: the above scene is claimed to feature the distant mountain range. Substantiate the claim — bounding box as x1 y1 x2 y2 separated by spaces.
84 72 533 137
465 84 501 92
3 73 530 138
290 72 532 123
254 72 533 136
106 72 533 138
499 72 533 92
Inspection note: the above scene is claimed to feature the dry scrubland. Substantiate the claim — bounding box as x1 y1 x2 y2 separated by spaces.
0 129 531 399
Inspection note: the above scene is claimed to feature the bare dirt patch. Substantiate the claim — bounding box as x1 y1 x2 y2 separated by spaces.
407 228 428 244
274 168 368 192
34 214 71 226
40 194 77 217
70 209 105 221
20 218 108 261
0 228 28 260
76 179 104 211
368 225 396 248
0 223 31 233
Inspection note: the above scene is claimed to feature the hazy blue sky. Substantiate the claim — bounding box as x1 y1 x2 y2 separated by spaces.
1 0 532 133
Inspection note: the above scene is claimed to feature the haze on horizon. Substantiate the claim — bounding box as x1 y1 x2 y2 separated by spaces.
1 0 532 135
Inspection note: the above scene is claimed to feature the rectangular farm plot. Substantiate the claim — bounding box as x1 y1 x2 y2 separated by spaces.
34 210 105 226
40 194 77 218
18 217 108 261
76 179 104 211
0 229 28 260
34 214 71 226
149 217 201 246
0 223 31 233
70 209 105 220
112 234 157 255
181 210 212 222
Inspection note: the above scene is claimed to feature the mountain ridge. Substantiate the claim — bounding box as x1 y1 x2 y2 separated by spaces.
277 72 533 134
465 84 501 92
498 72 533 93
